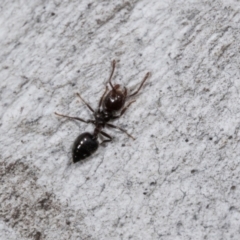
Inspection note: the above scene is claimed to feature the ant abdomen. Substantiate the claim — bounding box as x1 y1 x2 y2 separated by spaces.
72 132 99 163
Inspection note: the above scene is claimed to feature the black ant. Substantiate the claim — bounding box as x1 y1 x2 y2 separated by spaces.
55 60 150 163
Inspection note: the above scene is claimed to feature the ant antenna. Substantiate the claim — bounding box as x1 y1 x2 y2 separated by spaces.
108 60 116 90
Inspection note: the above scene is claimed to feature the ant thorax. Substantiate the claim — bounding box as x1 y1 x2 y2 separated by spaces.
94 110 112 125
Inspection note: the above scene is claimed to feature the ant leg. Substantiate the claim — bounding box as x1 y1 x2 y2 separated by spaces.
112 100 136 119
106 123 135 140
108 60 116 90
128 72 150 97
98 86 109 111
55 112 93 124
100 131 113 145
76 93 94 113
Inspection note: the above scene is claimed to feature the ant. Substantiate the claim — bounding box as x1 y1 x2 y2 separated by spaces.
55 60 150 163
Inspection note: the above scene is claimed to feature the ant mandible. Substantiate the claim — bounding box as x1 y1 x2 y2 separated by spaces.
55 60 150 163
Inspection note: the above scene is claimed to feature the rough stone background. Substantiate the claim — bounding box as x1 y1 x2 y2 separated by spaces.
1 0 240 239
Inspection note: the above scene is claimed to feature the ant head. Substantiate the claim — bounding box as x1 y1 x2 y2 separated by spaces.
110 84 123 93
114 84 120 90
111 84 125 95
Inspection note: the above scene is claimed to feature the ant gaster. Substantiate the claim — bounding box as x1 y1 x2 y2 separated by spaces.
55 60 150 163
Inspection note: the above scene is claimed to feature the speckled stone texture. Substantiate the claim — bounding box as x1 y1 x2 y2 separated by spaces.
1 0 240 239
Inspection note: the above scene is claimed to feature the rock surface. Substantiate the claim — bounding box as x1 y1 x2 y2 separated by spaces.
1 0 240 239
